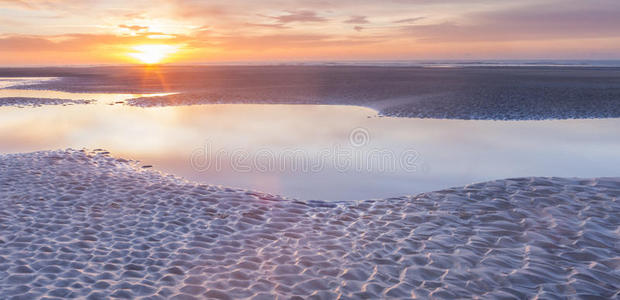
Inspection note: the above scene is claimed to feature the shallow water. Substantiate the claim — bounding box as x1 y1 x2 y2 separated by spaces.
0 77 58 89
1 88 619 200
0 89 174 103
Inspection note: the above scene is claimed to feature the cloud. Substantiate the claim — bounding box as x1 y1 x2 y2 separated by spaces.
2 0 620 63
270 10 327 23
166 1 230 18
0 32 197 53
123 11 145 19
245 23 290 29
345 16 369 24
119 24 149 32
0 0 33 9
0 35 56 51
402 1 620 42
393 17 425 24
209 32 384 51
0 17 24 27
0 0 58 10
0 29 382 55
0 0 91 13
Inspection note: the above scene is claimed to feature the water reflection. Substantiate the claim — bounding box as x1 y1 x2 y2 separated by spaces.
1 77 176 104
0 89 175 104
1 98 620 200
0 77 58 89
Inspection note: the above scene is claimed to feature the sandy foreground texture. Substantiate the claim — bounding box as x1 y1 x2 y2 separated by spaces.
0 150 618 299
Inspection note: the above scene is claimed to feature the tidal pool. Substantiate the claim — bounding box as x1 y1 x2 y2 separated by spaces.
1 88 619 200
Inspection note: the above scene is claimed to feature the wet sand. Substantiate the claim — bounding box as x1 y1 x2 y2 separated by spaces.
0 97 93 107
1 150 618 299
2 66 620 120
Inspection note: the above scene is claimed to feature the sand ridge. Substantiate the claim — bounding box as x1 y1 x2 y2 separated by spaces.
5 66 620 120
0 97 94 107
0 150 618 299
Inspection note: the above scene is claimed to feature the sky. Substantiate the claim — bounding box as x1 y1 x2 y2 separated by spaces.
1 0 620 65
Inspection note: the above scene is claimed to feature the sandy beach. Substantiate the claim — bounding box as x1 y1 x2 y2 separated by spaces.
3 0 620 298
1 149 618 299
4 66 620 120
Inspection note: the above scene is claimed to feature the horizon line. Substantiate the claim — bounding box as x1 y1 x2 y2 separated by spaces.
2 59 620 69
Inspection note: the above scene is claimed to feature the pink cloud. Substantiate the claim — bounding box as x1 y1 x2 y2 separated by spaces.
270 10 327 23
119 24 149 32
345 16 369 24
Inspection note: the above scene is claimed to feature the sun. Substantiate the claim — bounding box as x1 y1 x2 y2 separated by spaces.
128 44 178 64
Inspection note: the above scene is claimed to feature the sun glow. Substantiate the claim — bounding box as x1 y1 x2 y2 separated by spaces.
128 44 178 64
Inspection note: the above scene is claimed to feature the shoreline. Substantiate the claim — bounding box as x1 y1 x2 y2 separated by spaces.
1 149 618 298
3 66 620 120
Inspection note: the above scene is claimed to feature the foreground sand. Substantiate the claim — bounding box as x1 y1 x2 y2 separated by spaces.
0 150 618 299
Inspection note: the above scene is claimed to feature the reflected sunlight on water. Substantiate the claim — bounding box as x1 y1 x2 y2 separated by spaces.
0 89 176 104
0 77 58 89
1 77 176 103
1 94 619 200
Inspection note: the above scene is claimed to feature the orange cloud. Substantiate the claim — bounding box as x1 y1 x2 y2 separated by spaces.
119 24 149 32
1 0 620 65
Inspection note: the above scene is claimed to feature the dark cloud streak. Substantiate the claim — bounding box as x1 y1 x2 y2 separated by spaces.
393 17 425 24
245 23 290 29
345 16 369 24
270 10 327 23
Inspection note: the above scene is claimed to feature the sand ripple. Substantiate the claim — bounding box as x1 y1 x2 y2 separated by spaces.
0 150 618 299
